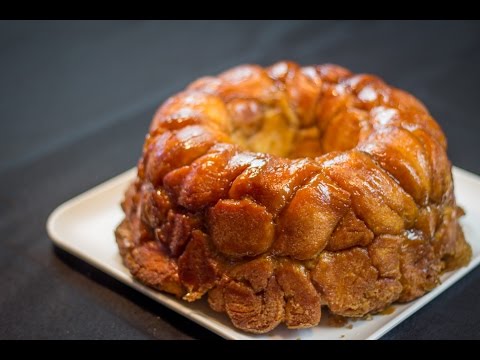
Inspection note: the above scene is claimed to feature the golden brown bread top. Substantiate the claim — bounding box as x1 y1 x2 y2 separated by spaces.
142 62 449 204
117 61 471 334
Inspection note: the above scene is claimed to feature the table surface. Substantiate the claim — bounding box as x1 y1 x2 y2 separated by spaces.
1 20 480 340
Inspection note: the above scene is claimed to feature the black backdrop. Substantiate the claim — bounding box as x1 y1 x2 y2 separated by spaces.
1 20 479 339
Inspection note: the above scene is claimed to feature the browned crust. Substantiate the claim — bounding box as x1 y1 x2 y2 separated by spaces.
114 61 472 334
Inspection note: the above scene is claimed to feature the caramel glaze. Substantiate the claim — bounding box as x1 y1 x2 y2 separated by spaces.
115 61 472 334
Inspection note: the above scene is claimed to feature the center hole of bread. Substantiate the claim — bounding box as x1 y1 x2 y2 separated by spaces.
229 107 358 158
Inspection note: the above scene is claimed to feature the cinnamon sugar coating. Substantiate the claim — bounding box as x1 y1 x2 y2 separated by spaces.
116 62 471 333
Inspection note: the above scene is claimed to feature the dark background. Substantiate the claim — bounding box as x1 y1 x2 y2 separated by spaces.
1 20 480 340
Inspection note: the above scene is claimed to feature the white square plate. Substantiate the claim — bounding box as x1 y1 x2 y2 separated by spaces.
47 167 480 340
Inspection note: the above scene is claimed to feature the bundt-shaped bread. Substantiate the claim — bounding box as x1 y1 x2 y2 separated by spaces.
115 61 471 333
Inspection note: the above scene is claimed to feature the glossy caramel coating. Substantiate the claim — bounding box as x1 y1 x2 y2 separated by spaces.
116 61 471 333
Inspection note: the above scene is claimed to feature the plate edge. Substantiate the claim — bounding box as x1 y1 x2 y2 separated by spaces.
45 166 480 340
